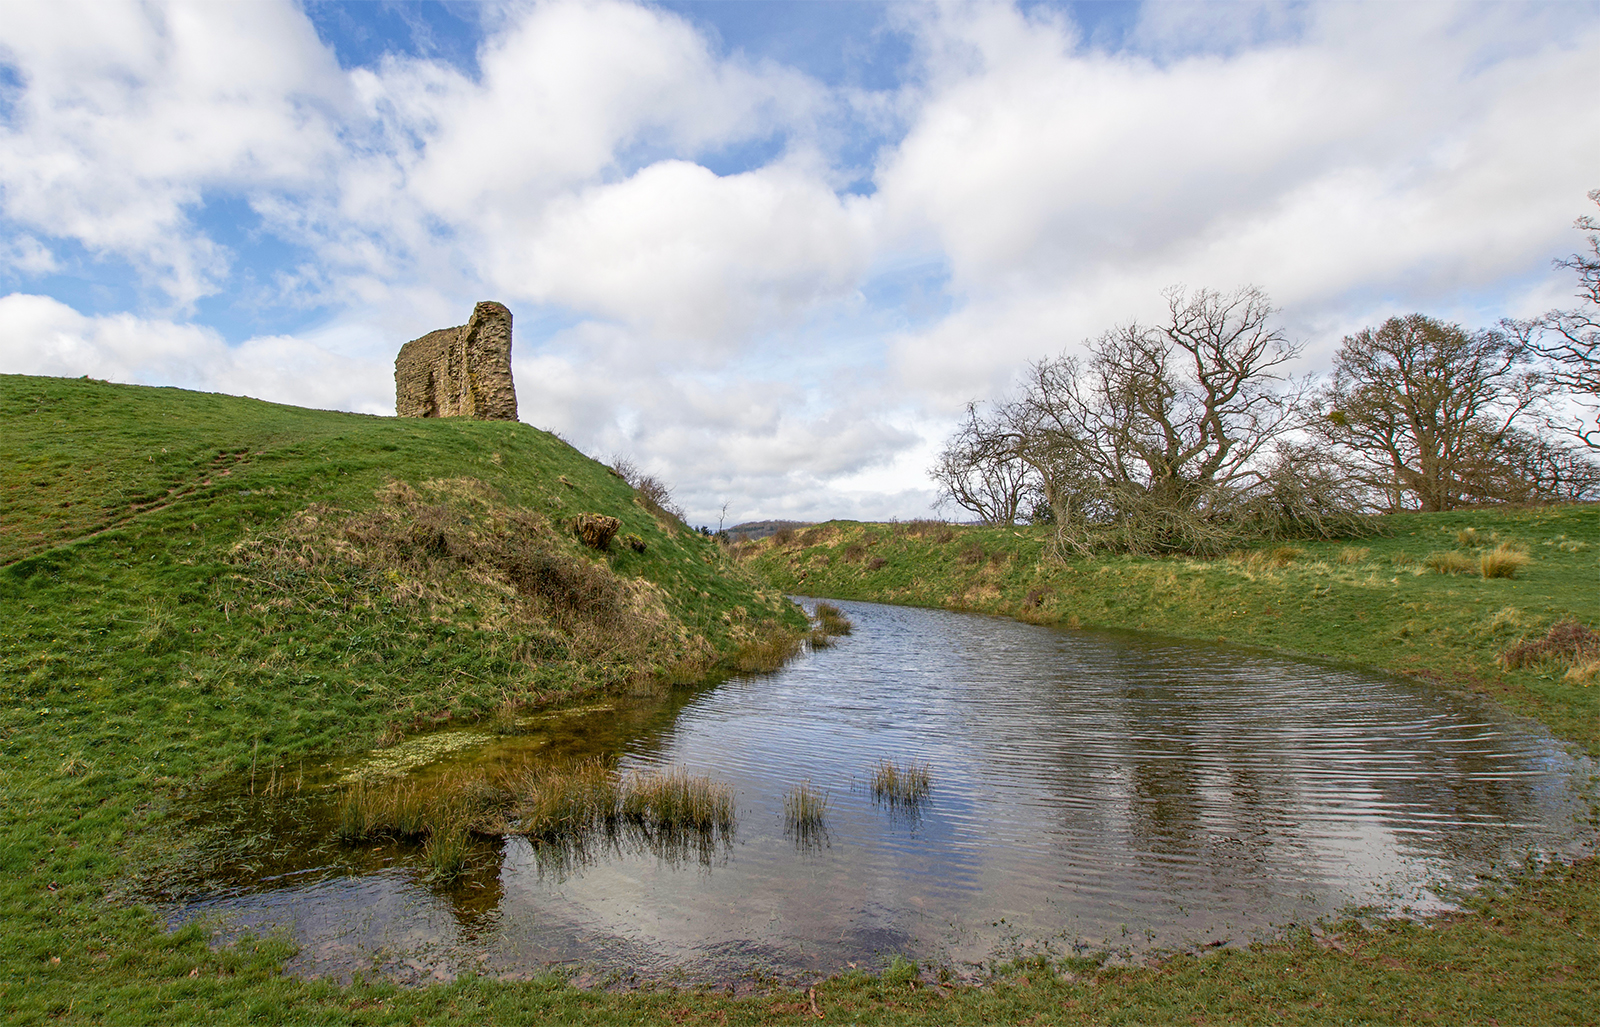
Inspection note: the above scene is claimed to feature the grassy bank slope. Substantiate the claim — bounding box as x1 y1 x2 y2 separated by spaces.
738 510 1600 754
0 374 803 1021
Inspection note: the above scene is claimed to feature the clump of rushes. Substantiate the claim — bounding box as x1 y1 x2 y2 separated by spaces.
335 781 433 843
621 768 734 833
810 601 853 647
784 782 828 833
814 602 853 636
1336 546 1372 565
422 818 472 882
1480 542 1531 579
1425 550 1478 576
505 757 621 839
870 759 931 806
730 626 802 672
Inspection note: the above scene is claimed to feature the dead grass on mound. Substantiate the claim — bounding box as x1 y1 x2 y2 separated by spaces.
1499 619 1600 672
229 478 674 664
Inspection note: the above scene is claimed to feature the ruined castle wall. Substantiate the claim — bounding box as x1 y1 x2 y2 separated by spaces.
394 301 518 421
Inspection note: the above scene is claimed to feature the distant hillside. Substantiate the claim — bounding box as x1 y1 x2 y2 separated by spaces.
725 519 814 541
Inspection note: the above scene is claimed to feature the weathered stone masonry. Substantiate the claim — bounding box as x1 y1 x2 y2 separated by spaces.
394 301 518 420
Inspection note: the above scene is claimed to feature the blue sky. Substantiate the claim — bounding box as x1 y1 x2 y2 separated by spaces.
2 0 1597 523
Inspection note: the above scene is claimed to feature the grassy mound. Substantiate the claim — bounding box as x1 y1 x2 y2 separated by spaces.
0 373 802 1018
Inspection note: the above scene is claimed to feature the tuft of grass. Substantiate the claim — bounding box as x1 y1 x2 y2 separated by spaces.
729 626 803 672
1565 659 1600 686
505 758 620 839
621 768 734 834
870 758 931 806
1479 541 1531 579
809 601 853 647
1336 545 1372 565
783 782 828 834
422 820 473 882
1424 550 1478 575
1457 527 1482 546
1232 545 1302 572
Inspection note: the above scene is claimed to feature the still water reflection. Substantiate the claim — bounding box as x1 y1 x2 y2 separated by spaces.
166 599 1598 983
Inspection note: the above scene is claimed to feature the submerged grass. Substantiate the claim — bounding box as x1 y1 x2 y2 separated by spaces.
621 768 735 834
783 781 829 833
870 759 931 806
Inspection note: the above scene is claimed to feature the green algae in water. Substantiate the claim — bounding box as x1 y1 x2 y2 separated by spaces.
338 731 497 784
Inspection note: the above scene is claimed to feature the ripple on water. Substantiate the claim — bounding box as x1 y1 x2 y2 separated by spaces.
164 598 1599 983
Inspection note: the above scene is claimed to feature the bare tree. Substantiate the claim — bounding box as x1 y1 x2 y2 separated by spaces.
1512 188 1600 448
930 402 1035 526
1011 286 1307 552
1311 314 1548 512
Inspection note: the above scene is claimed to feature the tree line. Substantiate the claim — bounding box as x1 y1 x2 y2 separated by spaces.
932 190 1600 555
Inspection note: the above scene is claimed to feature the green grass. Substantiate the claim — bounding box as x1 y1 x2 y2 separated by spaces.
5 373 1600 1023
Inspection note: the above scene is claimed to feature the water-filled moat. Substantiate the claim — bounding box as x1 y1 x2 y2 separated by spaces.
161 599 1598 984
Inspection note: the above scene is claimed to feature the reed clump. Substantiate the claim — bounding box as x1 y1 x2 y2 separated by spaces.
810 602 853 648
783 782 828 833
870 759 931 806
503 757 621 839
621 768 734 834
729 626 803 672
1479 542 1531 579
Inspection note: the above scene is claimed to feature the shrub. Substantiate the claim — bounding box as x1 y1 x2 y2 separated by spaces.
620 532 646 553
841 542 868 563
772 528 795 546
866 556 888 571
1479 542 1531 579
958 541 985 566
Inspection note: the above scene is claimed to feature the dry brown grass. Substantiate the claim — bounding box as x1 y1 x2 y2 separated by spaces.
1336 546 1372 565
230 478 674 665
1479 542 1531 579
1424 550 1478 575
1499 619 1600 670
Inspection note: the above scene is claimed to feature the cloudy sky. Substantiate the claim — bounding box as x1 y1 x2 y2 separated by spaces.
2 1 1597 525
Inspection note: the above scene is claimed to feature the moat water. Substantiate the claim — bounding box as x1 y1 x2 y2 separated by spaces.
161 599 1598 985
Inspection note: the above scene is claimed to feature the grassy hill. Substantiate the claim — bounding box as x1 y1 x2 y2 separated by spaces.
0 373 806 1021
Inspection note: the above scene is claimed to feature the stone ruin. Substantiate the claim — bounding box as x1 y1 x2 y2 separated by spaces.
394 301 518 420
